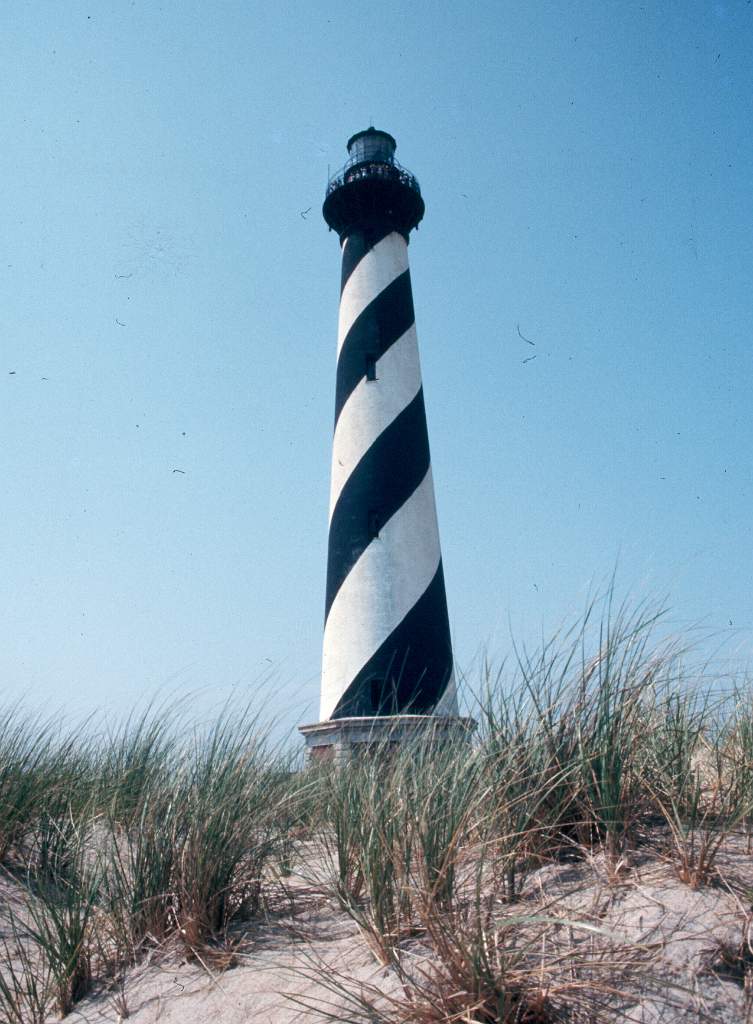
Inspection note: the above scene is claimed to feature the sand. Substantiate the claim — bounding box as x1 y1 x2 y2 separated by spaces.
1 835 752 1023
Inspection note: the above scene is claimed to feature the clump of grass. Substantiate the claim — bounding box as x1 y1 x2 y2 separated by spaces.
171 706 284 946
320 740 415 964
272 759 319 876
0 698 295 1014
405 904 620 1024
102 787 181 956
0 917 52 1024
0 709 55 864
479 591 687 881
0 709 94 868
570 606 664 873
98 702 179 829
24 813 101 1017
635 680 753 887
102 703 291 958
477 677 575 899
403 733 484 912
321 752 366 909
23 771 99 890
292 876 647 1024
100 704 189 955
0 728 104 1018
318 732 475 962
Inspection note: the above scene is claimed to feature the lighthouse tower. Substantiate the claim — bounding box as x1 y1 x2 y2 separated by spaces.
300 129 469 760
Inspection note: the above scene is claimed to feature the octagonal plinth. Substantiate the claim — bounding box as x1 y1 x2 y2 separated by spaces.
298 714 475 765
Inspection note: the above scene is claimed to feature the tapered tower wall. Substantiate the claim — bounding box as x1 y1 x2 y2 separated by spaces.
321 226 456 720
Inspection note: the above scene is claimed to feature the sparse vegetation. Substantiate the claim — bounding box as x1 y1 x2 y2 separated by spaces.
0 593 751 1020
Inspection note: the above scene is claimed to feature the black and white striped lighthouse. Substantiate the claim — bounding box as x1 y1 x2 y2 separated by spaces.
301 128 468 759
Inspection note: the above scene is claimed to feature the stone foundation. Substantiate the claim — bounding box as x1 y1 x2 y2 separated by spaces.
298 714 475 765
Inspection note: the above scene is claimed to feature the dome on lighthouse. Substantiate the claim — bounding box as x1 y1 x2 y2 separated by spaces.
346 127 397 165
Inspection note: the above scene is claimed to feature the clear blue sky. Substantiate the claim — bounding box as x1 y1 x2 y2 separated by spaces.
2 1 751 734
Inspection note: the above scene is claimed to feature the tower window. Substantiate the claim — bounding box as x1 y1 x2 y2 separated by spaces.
370 678 383 714
365 354 377 381
368 509 381 538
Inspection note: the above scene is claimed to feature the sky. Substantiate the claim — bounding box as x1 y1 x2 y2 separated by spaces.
1 0 751 738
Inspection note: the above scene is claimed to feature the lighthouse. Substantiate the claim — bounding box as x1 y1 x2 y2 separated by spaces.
300 129 470 760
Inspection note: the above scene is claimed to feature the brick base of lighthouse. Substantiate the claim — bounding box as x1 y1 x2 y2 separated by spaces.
298 714 476 766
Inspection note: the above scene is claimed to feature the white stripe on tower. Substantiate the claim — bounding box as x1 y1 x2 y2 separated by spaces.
336 234 409 357
323 468 442 714
329 322 421 518
320 222 456 721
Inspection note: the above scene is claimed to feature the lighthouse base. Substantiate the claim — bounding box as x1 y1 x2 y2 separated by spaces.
298 714 475 766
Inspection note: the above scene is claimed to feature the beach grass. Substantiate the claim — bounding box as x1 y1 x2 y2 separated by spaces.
0 593 751 1020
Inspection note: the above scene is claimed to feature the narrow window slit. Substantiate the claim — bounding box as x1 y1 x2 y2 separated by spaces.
368 509 381 538
365 354 377 381
370 678 383 714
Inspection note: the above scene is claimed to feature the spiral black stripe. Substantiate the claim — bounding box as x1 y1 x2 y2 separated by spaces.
325 387 430 620
334 269 414 426
320 183 456 722
340 226 393 293
331 561 453 718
